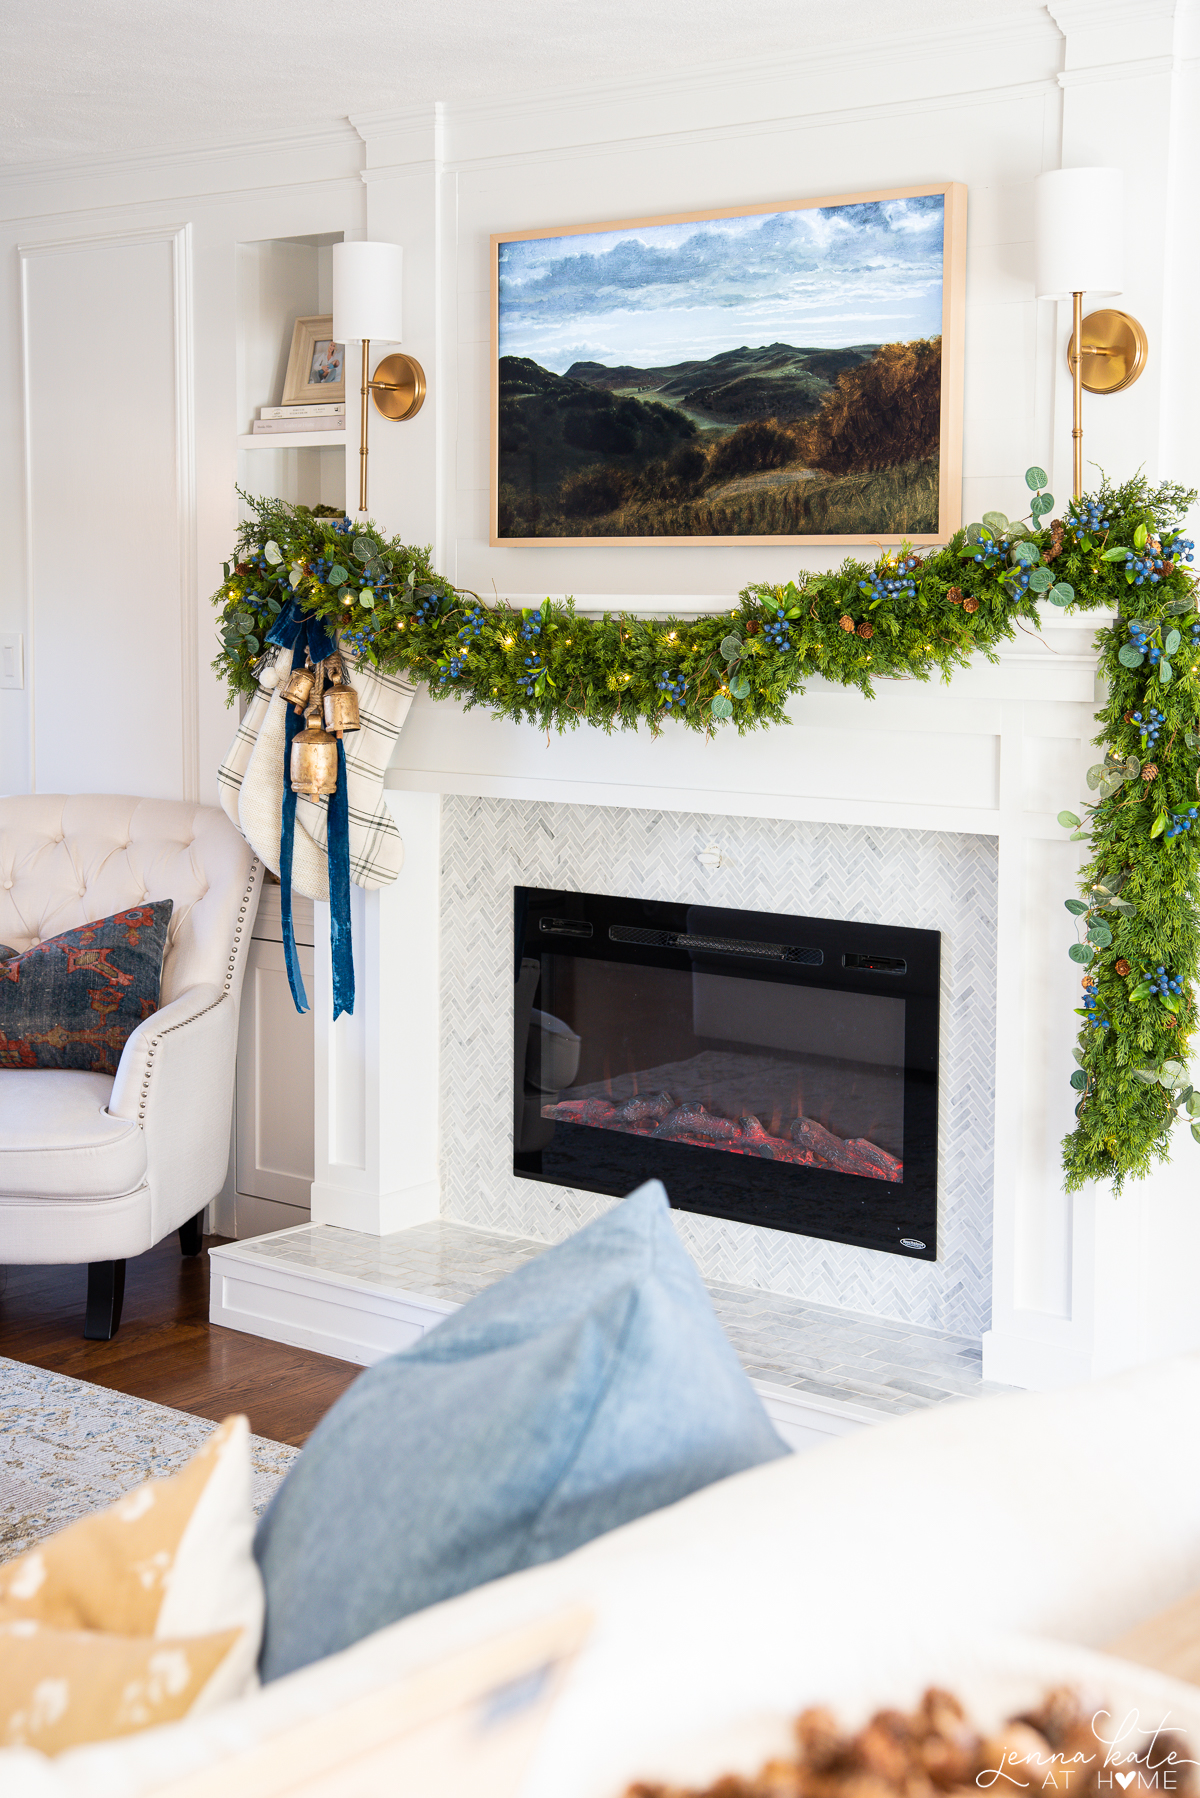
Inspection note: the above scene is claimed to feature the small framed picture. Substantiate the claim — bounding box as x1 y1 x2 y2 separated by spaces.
282 315 346 404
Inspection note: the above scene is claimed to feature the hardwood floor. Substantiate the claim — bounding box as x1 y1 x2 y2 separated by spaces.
0 1236 360 1447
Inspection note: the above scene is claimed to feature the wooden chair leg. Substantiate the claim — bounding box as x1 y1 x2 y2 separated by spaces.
84 1259 126 1340
178 1211 205 1258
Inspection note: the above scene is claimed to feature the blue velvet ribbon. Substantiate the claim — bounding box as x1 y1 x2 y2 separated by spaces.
266 602 355 1020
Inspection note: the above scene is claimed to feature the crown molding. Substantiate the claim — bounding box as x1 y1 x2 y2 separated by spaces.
349 11 1062 165
0 121 362 200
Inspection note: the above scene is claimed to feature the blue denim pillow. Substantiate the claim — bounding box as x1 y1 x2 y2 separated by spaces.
254 1180 788 1679
0 901 173 1074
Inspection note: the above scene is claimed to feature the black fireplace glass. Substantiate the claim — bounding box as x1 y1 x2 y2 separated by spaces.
513 888 940 1261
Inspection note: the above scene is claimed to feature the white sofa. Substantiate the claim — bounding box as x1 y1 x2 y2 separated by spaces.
0 794 261 1336
20 1352 1200 1797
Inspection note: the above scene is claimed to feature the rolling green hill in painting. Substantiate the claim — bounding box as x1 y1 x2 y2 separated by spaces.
496 338 940 539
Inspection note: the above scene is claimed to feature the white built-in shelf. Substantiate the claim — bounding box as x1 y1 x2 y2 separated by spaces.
237 431 348 451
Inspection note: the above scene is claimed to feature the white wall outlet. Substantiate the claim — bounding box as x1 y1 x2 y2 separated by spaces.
0 633 24 690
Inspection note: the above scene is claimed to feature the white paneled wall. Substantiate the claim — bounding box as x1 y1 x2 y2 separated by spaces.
20 227 194 797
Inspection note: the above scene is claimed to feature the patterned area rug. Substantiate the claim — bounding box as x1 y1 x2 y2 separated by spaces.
0 1355 299 1562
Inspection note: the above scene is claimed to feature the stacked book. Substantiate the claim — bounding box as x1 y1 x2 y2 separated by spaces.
251 403 345 436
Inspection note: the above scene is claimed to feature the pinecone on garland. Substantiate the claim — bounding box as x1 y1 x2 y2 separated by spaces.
947 586 964 605
1044 519 1065 562
745 619 761 635
963 595 979 614
857 622 874 640
1115 959 1131 977
1143 764 1159 781
839 615 855 633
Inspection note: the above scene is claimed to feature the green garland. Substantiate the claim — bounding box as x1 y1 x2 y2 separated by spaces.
212 472 1199 1192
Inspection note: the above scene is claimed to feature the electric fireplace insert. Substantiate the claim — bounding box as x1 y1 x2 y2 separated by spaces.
513 887 940 1260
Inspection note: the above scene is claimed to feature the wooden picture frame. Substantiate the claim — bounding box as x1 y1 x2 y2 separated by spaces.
491 183 966 548
282 315 346 405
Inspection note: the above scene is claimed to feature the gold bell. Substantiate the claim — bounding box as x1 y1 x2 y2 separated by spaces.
281 664 316 714
290 711 339 797
322 668 361 738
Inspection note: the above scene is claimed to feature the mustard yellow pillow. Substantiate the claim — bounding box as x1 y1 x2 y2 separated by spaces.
0 1415 263 1754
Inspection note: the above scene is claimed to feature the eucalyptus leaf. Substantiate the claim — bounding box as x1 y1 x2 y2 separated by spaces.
1192 1122 1200 1143
289 568 303 588
711 694 734 719
1012 541 1040 566
1025 465 1049 490
1162 1061 1185 1079
1031 492 1054 517
720 635 743 662
359 588 375 609
982 510 1009 534
263 541 282 565
1190 1094 1200 1117
1068 943 1094 964
1109 899 1137 916
1073 1046 1086 1064
1160 659 1173 684
1099 776 1126 799
353 537 376 562
1118 645 1146 668
1166 629 1181 656
729 675 751 700
244 635 259 653
1132 1069 1161 1084
1087 923 1113 948
1049 583 1075 606
1058 809 1081 829
1007 522 1032 541
1070 1069 1087 1091
1086 764 1106 789
266 598 281 617
1123 756 1141 777
1166 596 1196 615
965 523 984 544
1070 830 1087 841
235 612 253 632
1028 567 1055 592
328 565 348 586
1065 898 1089 915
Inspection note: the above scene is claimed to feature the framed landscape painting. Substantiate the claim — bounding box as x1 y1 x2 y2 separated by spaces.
491 183 966 547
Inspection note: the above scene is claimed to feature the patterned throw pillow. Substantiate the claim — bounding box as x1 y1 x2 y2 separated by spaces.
0 901 172 1075
0 1416 264 1755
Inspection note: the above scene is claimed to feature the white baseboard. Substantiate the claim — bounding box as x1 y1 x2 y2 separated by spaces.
208 1235 876 1450
981 1326 1093 1390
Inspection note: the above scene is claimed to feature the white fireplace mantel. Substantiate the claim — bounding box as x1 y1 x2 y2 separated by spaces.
301 608 1200 1395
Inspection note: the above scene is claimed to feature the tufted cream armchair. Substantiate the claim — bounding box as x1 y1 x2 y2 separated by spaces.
0 795 262 1338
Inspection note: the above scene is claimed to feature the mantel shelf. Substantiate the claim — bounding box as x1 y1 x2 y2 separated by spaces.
237 431 348 451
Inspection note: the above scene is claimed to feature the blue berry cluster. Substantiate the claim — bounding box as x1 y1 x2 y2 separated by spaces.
1127 620 1154 656
1070 499 1114 535
518 654 542 696
413 593 441 623
1151 965 1184 999
521 609 544 642
341 626 372 657
1190 621 1200 647
1082 985 1109 1029
1166 808 1199 841
1132 706 1165 749
859 555 919 604
966 536 1004 569
656 672 687 709
764 617 792 649
458 605 485 641
1124 548 1171 587
439 655 468 683
1006 567 1032 597
1162 532 1195 566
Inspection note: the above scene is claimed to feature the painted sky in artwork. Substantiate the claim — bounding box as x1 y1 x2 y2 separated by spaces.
497 194 945 373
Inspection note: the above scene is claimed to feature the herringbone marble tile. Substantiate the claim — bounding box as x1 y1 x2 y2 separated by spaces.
439 797 997 1338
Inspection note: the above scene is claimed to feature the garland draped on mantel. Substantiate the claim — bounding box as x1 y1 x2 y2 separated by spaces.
213 473 1199 1194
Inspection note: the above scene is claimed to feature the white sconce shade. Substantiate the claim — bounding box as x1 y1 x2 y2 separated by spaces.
1034 168 1124 299
332 241 404 343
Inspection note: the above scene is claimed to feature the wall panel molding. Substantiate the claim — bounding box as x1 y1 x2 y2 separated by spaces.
19 223 196 797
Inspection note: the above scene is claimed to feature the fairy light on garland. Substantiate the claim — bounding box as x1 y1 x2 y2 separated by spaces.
215 473 1199 1193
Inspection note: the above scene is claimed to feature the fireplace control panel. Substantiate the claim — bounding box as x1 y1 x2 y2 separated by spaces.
843 952 907 975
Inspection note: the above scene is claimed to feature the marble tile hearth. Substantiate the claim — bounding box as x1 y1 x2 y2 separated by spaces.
213 1219 1015 1437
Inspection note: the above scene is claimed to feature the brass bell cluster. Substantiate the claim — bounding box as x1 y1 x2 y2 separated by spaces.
287 653 361 799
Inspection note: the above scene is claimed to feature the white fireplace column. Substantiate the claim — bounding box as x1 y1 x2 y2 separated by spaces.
309 104 446 1237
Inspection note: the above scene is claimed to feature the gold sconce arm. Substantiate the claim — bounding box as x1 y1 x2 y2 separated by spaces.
355 344 428 516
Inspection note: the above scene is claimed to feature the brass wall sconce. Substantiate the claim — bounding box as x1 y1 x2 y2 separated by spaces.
1034 168 1147 500
332 241 427 517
